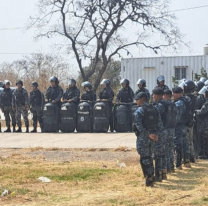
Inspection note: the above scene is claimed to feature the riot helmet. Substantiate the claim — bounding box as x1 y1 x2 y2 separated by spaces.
198 85 208 95
4 80 11 85
3 80 11 88
68 79 76 86
81 81 92 90
157 75 165 85
49 76 59 85
199 77 207 83
31 82 38 88
100 79 110 87
137 79 146 87
204 79 208 86
179 80 196 93
196 81 205 92
120 78 129 86
16 80 23 86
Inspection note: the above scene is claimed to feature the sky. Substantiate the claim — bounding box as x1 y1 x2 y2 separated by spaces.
0 0 208 71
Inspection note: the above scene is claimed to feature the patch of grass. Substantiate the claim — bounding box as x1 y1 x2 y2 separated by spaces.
1 151 208 206
48 168 119 182
192 196 208 205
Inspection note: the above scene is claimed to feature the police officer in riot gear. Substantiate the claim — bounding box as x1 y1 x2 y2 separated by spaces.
194 81 206 158
12 80 29 133
29 82 45 132
195 81 206 109
80 81 96 102
133 92 163 187
173 86 190 169
155 75 169 91
134 79 150 101
195 85 208 158
179 80 196 163
163 89 177 173
0 80 16 132
45 76 63 130
152 87 169 181
98 79 114 132
63 79 80 104
116 79 134 103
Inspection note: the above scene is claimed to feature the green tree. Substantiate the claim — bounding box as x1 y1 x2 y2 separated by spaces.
194 67 208 81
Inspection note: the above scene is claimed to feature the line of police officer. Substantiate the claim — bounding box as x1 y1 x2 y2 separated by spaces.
0 77 115 133
132 75 208 187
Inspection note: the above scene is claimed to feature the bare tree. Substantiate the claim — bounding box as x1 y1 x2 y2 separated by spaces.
0 54 74 92
29 0 186 91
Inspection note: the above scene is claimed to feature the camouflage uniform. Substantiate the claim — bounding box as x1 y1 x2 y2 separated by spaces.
63 86 80 104
174 97 189 168
194 94 206 158
153 101 168 178
196 98 208 158
29 89 45 130
0 88 16 129
185 94 196 162
134 103 163 181
99 87 114 131
12 88 29 128
134 88 150 101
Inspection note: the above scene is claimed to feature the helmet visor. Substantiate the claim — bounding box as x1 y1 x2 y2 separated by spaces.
198 86 208 95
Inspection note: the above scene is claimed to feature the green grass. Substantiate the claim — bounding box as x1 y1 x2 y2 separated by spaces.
47 168 119 181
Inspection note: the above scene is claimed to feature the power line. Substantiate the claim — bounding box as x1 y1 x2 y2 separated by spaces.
170 4 208 13
0 4 207 32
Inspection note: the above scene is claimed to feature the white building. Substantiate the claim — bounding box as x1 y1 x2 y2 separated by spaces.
121 46 208 92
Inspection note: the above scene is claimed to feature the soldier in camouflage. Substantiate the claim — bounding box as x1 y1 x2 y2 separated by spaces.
29 82 45 132
0 80 16 132
12 80 29 133
133 92 163 187
63 79 80 104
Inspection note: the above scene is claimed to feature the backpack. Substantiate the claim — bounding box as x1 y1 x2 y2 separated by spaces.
160 100 177 128
142 103 159 131
180 96 194 128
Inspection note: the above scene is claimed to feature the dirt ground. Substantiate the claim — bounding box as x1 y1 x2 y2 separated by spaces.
0 148 208 206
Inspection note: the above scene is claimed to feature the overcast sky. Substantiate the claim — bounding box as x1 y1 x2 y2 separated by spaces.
0 0 208 70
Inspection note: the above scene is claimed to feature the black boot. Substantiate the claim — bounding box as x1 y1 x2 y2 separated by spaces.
13 126 16 132
30 128 37 133
162 169 167 180
155 171 163 182
4 127 11 133
146 175 155 187
16 127 22 133
26 127 29 133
